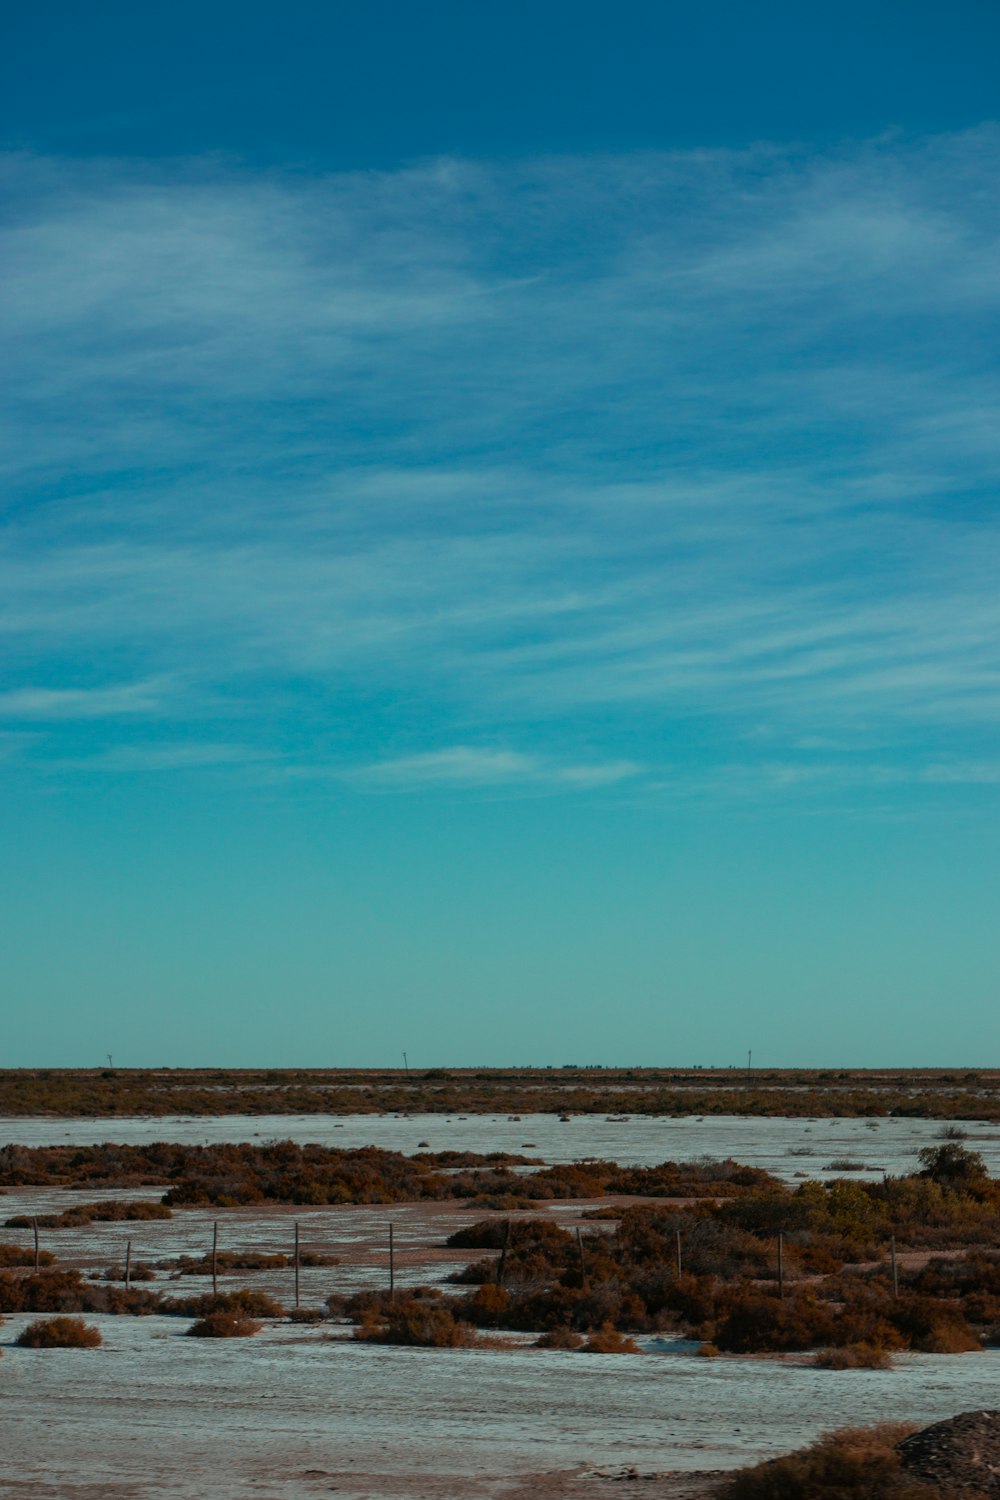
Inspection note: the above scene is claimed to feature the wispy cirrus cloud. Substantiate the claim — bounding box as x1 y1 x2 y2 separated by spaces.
346 748 642 789
2 132 999 799
0 679 167 719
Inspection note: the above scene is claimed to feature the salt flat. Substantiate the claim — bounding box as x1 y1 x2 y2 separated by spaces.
5 1112 1000 1180
3 1315 1000 1499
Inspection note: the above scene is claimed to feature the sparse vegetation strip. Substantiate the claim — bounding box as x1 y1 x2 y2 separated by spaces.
2 1065 998 1119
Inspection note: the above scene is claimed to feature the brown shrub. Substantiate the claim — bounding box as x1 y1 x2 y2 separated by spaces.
16 1316 102 1348
888 1293 980 1354
535 1326 584 1349
0 1243 55 1268
446 1218 571 1251
100 1262 156 1282
187 1311 261 1337
355 1300 479 1348
166 1288 285 1319
581 1323 642 1354
714 1292 837 1353
815 1342 894 1370
458 1283 510 1327
718 1423 935 1500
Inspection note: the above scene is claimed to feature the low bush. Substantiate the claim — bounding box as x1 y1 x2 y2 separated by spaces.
16 1316 102 1348
187 1311 261 1338
535 1325 584 1349
354 1294 481 1348
165 1289 285 1319
815 1342 894 1370
0 1243 55 1268
0 1268 161 1315
172 1249 340 1276
581 1324 642 1354
100 1263 156 1282
718 1423 935 1500
446 1218 572 1251
5 1200 171 1230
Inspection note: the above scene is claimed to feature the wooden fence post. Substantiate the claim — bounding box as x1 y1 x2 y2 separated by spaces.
212 1221 218 1297
294 1220 301 1310
389 1222 395 1302
32 1217 40 1273
496 1219 511 1286
125 1238 132 1291
576 1226 586 1284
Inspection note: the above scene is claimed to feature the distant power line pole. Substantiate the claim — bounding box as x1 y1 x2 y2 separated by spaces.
745 1050 752 1089
402 1052 409 1073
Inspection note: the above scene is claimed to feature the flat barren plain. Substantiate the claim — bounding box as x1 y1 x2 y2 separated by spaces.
3 1069 1000 1499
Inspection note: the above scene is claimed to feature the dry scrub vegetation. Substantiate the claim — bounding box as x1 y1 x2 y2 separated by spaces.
3 1143 1000 1360
0 1139 769 1207
428 1144 1000 1356
15 1315 102 1348
187 1310 261 1338
3 1065 998 1119
718 1423 935 1499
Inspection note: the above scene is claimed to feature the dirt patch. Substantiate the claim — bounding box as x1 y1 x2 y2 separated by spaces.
306 1468 726 1499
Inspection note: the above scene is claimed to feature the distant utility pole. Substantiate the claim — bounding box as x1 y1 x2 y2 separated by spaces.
745 1050 752 1089
402 1052 408 1073
107 1054 113 1070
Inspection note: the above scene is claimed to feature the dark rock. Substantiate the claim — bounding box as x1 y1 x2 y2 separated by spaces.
898 1409 1000 1496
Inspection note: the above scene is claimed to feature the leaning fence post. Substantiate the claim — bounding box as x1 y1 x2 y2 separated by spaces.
32 1217 40 1273
212 1220 218 1297
125 1238 132 1290
576 1226 587 1284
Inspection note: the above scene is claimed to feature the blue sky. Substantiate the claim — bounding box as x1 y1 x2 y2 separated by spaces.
2 3 999 1067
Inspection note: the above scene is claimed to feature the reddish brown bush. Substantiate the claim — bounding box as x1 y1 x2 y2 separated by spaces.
165 1288 285 1319
581 1323 642 1354
0 1243 55 1268
355 1299 480 1347
16 1316 102 1348
187 1311 261 1337
718 1423 934 1500
815 1342 894 1370
535 1325 584 1349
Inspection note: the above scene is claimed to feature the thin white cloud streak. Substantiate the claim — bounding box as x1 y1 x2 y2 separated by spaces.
0 680 166 719
2 132 999 793
344 748 642 789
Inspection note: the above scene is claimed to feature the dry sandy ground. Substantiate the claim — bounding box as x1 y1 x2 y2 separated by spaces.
300 1466 726 1499
0 1467 726 1500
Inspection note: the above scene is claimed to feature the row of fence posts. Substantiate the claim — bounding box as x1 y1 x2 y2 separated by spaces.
22 1214 905 1310
487 1221 901 1303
